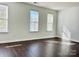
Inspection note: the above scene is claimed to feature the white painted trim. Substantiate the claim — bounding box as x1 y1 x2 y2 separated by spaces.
72 38 79 43
61 37 79 42
0 36 56 44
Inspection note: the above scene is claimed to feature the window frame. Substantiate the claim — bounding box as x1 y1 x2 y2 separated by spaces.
0 4 8 33
47 13 54 32
29 9 39 32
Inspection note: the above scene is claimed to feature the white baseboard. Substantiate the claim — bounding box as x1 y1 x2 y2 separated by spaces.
60 36 79 43
0 36 56 44
71 39 79 43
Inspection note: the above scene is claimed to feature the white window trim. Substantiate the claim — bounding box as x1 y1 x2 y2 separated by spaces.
29 10 39 32
0 4 8 32
47 13 53 32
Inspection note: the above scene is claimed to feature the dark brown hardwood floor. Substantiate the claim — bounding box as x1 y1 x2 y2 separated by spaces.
0 38 78 57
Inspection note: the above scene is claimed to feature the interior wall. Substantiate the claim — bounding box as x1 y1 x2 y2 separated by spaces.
0 2 58 43
58 7 79 42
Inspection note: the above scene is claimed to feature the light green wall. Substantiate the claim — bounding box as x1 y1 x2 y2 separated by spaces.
0 2 58 43
58 7 79 42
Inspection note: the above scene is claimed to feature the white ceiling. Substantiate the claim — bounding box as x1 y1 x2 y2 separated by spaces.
27 2 79 10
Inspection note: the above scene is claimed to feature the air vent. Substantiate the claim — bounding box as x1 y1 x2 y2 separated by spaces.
33 2 38 4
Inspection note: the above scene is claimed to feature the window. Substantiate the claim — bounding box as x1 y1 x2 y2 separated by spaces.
30 10 39 32
47 13 53 31
0 5 8 32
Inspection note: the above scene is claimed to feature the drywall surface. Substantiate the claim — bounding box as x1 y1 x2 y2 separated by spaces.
58 7 79 42
0 2 58 43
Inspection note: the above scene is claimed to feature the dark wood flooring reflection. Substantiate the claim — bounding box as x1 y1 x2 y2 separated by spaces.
0 38 79 57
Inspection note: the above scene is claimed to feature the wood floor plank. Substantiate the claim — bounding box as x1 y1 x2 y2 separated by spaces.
0 38 78 57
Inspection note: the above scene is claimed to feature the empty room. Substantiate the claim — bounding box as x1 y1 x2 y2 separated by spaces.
0 2 78 57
